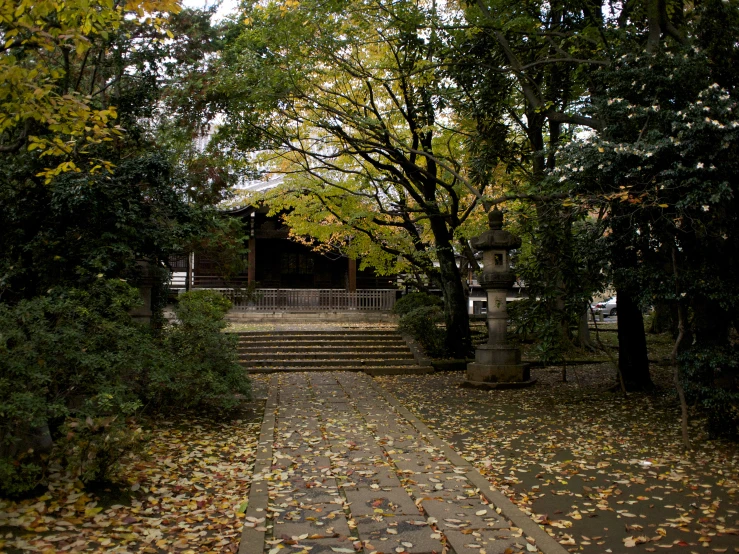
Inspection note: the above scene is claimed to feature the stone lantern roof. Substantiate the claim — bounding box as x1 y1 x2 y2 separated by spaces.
469 208 521 252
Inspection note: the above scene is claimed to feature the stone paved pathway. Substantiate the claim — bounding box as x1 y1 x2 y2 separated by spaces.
240 372 567 554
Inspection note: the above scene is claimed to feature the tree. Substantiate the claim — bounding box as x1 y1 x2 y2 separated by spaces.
1 5 246 303
0 0 180 181
554 0 739 409
0 4 255 493
214 0 513 356
450 0 613 362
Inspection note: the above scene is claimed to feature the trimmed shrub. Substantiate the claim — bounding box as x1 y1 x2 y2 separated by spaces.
0 280 148 494
54 393 145 485
151 290 250 411
392 292 443 316
680 346 739 439
398 305 448 359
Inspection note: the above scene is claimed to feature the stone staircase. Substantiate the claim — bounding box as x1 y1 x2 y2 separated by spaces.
234 330 431 376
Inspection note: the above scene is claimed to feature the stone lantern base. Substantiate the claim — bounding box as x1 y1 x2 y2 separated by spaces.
463 344 536 389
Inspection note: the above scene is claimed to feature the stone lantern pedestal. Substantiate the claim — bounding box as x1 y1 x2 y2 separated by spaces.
464 209 535 389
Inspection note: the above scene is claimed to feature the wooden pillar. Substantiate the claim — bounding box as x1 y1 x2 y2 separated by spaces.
248 237 256 285
348 257 357 292
185 252 193 292
248 212 256 286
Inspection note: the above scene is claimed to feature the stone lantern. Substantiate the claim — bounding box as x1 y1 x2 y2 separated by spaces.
464 209 534 388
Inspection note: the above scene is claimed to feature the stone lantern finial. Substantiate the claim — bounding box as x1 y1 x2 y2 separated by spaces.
488 208 503 230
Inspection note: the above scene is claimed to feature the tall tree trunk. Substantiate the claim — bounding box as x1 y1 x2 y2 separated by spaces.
692 296 730 349
528 115 571 355
649 301 677 335
646 0 663 53
577 303 595 350
428 213 471 358
437 246 471 358
616 289 653 391
610 204 652 391
671 247 690 450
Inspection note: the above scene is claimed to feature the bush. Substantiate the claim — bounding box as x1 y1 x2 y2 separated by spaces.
149 290 250 411
54 394 145 485
175 289 233 323
0 285 250 496
393 292 443 316
0 280 147 494
398 305 448 359
680 346 739 439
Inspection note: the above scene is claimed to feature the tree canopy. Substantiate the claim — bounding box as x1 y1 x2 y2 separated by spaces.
0 3 253 494
0 0 183 180
213 0 520 355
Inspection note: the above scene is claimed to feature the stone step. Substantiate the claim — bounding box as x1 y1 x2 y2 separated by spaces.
237 344 409 352
243 358 417 368
244 365 431 375
235 329 425 375
240 352 415 361
363 366 432 376
238 340 407 348
226 312 396 324
233 330 400 337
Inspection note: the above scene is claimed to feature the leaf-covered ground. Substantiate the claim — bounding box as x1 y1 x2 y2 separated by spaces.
376 366 739 554
0 414 263 553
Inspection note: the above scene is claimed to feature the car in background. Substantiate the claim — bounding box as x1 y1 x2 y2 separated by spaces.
593 296 617 316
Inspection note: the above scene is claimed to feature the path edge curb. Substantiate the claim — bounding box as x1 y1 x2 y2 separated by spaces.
368 378 570 554
238 374 279 554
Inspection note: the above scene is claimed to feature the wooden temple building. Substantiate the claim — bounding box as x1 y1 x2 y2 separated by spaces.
169 205 398 312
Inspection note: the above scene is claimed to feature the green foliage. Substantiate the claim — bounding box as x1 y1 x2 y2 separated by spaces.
0 3 242 303
398 306 448 359
679 346 739 439
0 280 147 494
392 293 443 316
1 153 196 301
507 213 608 362
176 289 233 320
0 0 253 496
0 459 43 498
217 0 475 356
151 290 249 412
55 399 145 485
0 284 250 496
184 217 249 282
0 0 180 180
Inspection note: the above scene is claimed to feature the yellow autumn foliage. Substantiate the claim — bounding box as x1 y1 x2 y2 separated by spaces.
0 0 180 181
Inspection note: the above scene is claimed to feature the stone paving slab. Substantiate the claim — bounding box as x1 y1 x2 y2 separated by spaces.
419 497 509 531
444 529 520 554
338 466 403 489
273 502 353 537
404 471 474 491
278 489 344 506
344 487 420 517
355 516 442 554
279 537 358 554
240 371 569 554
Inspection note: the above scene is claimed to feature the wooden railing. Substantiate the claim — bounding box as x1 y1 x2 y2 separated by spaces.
210 288 396 311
